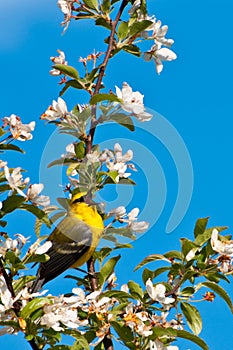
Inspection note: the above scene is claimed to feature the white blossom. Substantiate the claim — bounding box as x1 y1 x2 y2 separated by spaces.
211 229 233 256
40 294 88 331
115 82 152 121
150 340 179 350
130 221 149 233
101 143 136 183
4 166 28 197
26 184 50 207
34 241 52 255
146 279 175 305
107 206 127 218
86 150 100 163
128 0 141 15
0 235 29 258
127 208 140 224
0 160 7 168
41 97 69 121
115 207 149 234
144 43 177 74
3 114 35 141
186 248 196 261
121 284 129 293
0 276 13 310
123 303 153 337
147 19 175 47
50 50 68 75
57 0 74 32
114 143 133 163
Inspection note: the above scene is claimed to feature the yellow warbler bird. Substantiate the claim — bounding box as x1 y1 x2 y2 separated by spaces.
31 192 104 293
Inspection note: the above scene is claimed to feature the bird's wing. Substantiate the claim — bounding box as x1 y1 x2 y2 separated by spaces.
31 216 93 292
51 215 93 243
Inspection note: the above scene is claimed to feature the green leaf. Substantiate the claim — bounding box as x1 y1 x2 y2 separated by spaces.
152 266 171 279
118 178 136 185
71 337 89 350
122 44 141 56
83 0 99 11
98 255 121 287
180 270 199 284
0 127 6 136
20 298 51 319
129 19 153 37
60 79 84 96
152 326 177 338
180 238 199 258
101 0 111 13
103 226 135 240
25 253 50 264
20 204 51 227
13 276 35 294
200 281 233 312
90 93 121 105
75 142 86 159
50 346 71 350
56 197 69 210
111 321 134 342
0 144 25 153
1 195 25 215
181 286 196 297
134 254 170 271
49 211 66 227
142 268 154 284
101 290 132 301
0 184 11 192
53 64 79 79
128 280 143 300
194 217 209 238
110 113 135 131
180 302 202 335
117 21 129 40
194 226 228 246
176 330 209 350
0 220 7 227
95 18 111 30
163 250 183 260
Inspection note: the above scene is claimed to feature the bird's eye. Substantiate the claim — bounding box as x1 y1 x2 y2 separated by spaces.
72 196 85 204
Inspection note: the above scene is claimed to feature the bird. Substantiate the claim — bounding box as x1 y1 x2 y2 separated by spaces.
30 191 104 293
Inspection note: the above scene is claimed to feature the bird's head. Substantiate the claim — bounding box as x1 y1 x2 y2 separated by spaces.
70 191 88 204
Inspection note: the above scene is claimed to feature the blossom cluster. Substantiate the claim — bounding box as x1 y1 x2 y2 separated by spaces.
108 205 149 233
100 143 136 183
115 82 152 122
211 229 233 273
0 162 50 207
0 234 29 258
0 275 180 349
3 114 35 141
128 0 177 74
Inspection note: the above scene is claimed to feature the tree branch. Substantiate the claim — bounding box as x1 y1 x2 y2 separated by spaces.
85 2 129 349
87 256 98 291
86 0 129 154
0 259 40 350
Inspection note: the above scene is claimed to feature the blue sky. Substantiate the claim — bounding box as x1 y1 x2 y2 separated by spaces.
0 0 233 349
